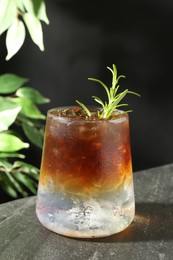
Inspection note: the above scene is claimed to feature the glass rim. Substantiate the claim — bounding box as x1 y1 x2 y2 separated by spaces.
47 106 128 123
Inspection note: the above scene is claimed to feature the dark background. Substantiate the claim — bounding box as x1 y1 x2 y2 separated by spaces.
1 0 173 173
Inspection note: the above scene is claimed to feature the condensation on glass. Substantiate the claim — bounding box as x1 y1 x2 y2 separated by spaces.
36 107 135 238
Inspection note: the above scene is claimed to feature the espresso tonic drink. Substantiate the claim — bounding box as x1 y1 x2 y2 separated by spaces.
36 107 135 238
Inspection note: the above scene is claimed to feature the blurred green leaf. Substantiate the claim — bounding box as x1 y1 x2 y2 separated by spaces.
14 171 37 194
6 171 28 196
0 152 25 159
11 97 46 119
6 18 26 60
0 74 28 94
0 159 39 198
13 161 39 180
23 0 49 24
0 98 22 130
15 0 25 12
0 0 17 36
0 97 20 110
0 105 21 131
16 87 50 104
23 12 44 51
0 158 39 199
0 159 12 171
0 174 18 198
0 133 29 152
22 122 43 148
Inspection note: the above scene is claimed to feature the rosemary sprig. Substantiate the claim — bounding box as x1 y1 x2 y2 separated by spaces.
76 100 91 117
76 64 140 119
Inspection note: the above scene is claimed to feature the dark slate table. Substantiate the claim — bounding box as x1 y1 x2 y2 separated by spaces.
0 164 173 260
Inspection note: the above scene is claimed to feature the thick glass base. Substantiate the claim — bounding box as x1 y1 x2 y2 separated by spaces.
36 183 135 238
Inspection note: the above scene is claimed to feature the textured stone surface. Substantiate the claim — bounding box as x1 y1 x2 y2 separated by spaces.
0 164 173 260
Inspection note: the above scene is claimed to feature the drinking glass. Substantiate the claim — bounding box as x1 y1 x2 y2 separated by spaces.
36 107 135 238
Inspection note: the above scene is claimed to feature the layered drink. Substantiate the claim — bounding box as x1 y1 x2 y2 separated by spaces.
36 107 135 238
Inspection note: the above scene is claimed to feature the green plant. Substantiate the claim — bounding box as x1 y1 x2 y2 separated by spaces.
0 74 49 198
76 64 140 119
0 0 49 199
0 0 49 60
